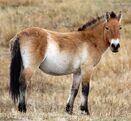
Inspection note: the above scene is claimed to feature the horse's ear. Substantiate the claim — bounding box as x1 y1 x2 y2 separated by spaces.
118 11 122 22
105 12 110 22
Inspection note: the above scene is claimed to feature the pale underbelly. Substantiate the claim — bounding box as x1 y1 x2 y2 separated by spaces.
39 56 80 76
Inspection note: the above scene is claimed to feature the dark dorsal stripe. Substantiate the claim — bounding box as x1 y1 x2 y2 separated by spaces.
78 11 117 31
78 15 105 31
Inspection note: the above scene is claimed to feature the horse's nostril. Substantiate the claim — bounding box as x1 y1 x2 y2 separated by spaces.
111 43 120 49
111 43 115 48
116 43 120 48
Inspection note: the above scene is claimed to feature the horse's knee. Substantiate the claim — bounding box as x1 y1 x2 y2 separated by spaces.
82 82 90 96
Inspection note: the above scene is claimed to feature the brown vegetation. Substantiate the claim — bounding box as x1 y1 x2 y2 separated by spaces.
0 0 131 120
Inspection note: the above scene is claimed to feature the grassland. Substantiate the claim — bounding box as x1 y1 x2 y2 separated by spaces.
0 0 131 121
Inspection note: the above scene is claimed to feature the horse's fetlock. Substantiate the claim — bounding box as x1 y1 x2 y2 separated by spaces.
18 103 26 113
80 105 89 115
66 103 73 114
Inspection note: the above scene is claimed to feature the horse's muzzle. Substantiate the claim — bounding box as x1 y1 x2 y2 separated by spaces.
110 43 120 53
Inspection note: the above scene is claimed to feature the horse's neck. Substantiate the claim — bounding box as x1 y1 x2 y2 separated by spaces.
94 23 109 54
81 22 109 55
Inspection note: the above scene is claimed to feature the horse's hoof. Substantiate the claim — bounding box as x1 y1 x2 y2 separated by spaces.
81 110 90 115
18 103 27 113
80 105 90 115
66 104 73 114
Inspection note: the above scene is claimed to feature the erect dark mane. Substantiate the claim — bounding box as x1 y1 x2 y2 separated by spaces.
78 15 105 31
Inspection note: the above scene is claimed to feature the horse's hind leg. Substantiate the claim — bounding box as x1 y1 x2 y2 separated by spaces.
18 68 33 112
66 68 81 114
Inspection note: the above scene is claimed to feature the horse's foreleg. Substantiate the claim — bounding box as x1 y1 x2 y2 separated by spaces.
81 81 90 115
80 67 93 115
18 68 33 112
66 69 81 114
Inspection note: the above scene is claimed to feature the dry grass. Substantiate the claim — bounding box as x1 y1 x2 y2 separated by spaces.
0 0 131 121
0 0 131 47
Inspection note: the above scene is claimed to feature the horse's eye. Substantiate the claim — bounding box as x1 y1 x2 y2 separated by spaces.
105 27 109 31
119 26 122 30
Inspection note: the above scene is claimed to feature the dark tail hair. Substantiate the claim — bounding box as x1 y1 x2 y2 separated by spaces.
10 37 22 103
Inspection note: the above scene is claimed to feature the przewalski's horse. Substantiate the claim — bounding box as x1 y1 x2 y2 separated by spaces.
10 11 122 114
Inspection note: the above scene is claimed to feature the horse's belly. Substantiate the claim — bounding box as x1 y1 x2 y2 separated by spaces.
39 54 80 75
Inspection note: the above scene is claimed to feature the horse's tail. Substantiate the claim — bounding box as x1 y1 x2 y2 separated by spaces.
10 36 22 103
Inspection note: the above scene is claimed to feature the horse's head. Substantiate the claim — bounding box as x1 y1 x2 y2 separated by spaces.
104 11 122 53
